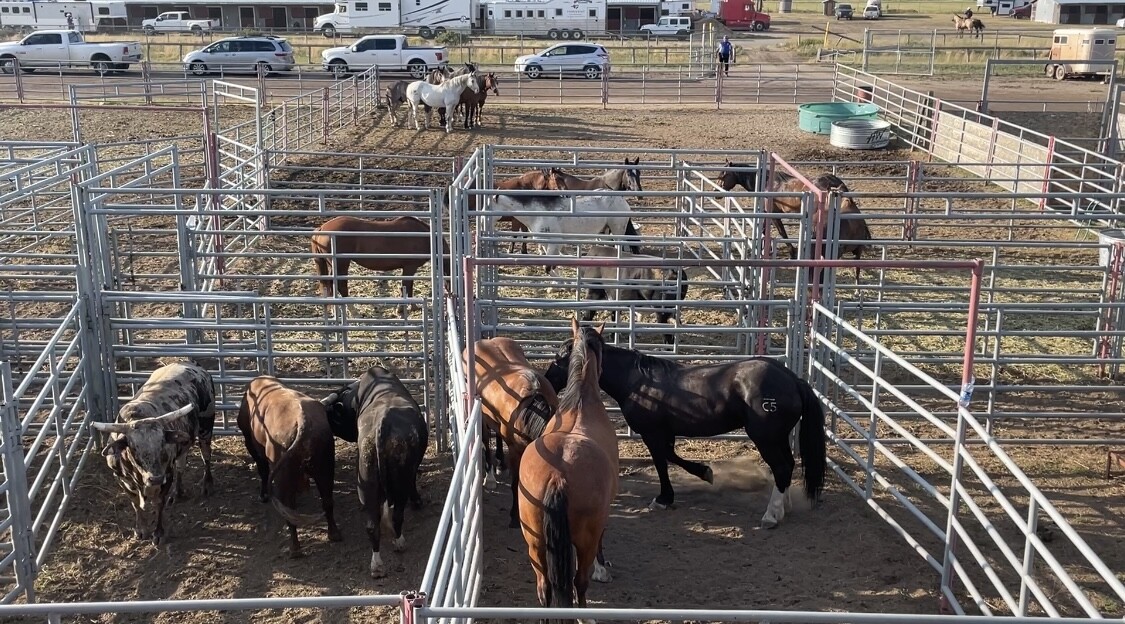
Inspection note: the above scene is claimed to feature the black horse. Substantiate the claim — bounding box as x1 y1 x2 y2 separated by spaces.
544 341 826 528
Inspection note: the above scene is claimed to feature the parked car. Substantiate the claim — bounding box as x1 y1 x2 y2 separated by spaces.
182 35 295 76
514 43 610 79
321 34 447 79
639 15 693 37
0 29 142 75
863 5 880 18
1115 16 1124 27
141 11 215 34
835 3 854 19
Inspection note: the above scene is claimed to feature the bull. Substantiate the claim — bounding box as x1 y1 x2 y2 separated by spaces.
91 362 216 545
322 365 428 578
237 375 343 558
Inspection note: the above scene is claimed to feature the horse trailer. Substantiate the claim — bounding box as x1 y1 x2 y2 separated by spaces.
481 0 605 38
311 0 473 38
975 0 1031 16
1045 27 1117 81
0 0 126 32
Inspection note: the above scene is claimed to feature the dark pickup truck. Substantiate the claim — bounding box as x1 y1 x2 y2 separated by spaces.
835 4 854 19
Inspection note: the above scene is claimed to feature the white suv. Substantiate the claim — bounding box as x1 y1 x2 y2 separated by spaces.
514 43 611 79
183 35 295 76
639 16 693 37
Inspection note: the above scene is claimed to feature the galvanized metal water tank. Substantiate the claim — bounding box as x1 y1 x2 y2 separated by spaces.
797 102 880 135
829 119 893 149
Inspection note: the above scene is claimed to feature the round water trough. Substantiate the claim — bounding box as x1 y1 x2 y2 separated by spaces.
798 102 880 135
830 119 893 150
1098 229 1125 269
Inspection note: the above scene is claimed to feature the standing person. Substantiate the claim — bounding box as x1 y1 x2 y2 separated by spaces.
65 12 74 30
717 35 734 78
964 6 974 19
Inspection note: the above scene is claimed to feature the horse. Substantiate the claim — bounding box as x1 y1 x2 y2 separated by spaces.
463 168 554 255
546 158 644 194
577 245 689 345
543 342 826 529
716 162 872 281
383 80 410 126
518 318 618 615
310 215 451 316
428 63 478 127
456 72 500 129
488 192 641 276
406 73 480 133
952 14 985 38
467 337 558 529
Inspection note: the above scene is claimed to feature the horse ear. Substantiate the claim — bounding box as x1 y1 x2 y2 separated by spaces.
594 322 605 336
724 158 732 167
571 315 580 335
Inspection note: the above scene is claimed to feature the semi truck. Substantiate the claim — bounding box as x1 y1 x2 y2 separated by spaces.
0 0 126 32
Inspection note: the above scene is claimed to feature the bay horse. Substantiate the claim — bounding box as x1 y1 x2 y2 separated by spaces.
464 168 554 255
544 342 826 529
310 215 451 316
467 337 557 529
518 318 618 614
406 73 480 133
716 162 872 281
952 14 985 39
456 72 500 129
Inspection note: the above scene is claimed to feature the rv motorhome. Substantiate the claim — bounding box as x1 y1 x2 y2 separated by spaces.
975 0 1032 16
482 0 605 39
313 0 473 38
0 0 126 32
1045 27 1117 81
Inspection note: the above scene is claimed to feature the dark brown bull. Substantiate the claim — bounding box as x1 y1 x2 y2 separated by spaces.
92 362 216 545
322 365 428 578
237 375 343 558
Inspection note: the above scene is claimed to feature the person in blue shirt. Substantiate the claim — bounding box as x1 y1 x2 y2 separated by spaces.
717 35 734 77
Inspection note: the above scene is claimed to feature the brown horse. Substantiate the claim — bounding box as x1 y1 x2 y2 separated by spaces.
952 14 985 39
546 158 643 193
467 337 558 529
310 215 450 313
716 162 871 281
518 318 618 616
456 73 500 129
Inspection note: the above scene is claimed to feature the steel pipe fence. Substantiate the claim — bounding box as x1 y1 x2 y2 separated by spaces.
833 65 1125 222
809 300 1125 618
0 62 837 108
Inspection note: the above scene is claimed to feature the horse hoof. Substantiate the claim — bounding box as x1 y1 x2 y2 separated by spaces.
703 467 715 484
760 517 779 530
392 536 406 552
483 473 498 491
592 560 612 583
328 528 344 543
647 498 673 511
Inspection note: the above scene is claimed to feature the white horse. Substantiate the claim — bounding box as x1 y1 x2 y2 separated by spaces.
405 73 480 133
487 192 641 277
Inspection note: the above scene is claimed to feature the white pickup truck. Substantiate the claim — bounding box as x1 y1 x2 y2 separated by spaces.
141 12 215 34
321 34 447 79
0 30 142 75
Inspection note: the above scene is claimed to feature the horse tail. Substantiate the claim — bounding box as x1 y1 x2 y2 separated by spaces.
542 483 575 610
796 378 827 504
515 386 554 440
624 219 641 254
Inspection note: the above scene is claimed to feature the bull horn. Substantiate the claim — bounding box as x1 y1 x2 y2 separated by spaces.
321 393 339 406
153 404 194 423
91 421 131 434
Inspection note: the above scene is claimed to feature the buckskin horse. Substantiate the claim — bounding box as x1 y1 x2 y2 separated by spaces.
545 341 826 529
467 337 557 529
716 162 872 281
518 319 619 615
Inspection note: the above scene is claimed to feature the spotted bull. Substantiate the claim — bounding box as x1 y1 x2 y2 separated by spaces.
91 362 216 545
322 365 428 578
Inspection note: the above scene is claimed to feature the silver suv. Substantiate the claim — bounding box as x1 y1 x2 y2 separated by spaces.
183 35 295 76
514 43 611 79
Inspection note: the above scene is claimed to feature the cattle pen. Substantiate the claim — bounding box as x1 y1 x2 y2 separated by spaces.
0 66 1124 622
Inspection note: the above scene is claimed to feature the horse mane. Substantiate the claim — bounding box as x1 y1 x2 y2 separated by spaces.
557 327 602 415
813 174 850 193
448 73 476 88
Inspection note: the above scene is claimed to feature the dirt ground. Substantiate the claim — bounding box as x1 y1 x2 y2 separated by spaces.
4 102 1125 622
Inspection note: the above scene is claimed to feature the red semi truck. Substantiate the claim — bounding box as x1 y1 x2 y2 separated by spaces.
715 0 771 31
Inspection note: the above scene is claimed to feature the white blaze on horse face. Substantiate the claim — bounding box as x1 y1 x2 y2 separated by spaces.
760 485 787 529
